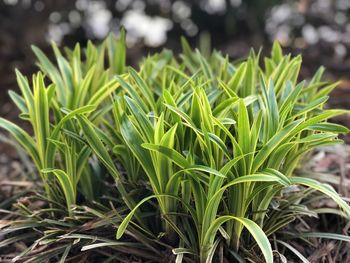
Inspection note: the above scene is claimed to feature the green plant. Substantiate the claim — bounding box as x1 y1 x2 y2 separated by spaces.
1 35 350 262
110 41 350 262
0 32 126 215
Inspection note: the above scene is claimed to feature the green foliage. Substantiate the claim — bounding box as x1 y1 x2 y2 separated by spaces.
0 32 126 215
1 35 350 262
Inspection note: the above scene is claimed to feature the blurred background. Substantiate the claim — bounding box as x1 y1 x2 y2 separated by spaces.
2 0 350 93
1 0 350 142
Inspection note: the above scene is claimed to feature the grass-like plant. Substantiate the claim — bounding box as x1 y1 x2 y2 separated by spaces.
0 32 126 215
1 34 350 262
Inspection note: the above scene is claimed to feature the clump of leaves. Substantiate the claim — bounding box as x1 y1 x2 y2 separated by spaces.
1 34 350 263
0 31 126 216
